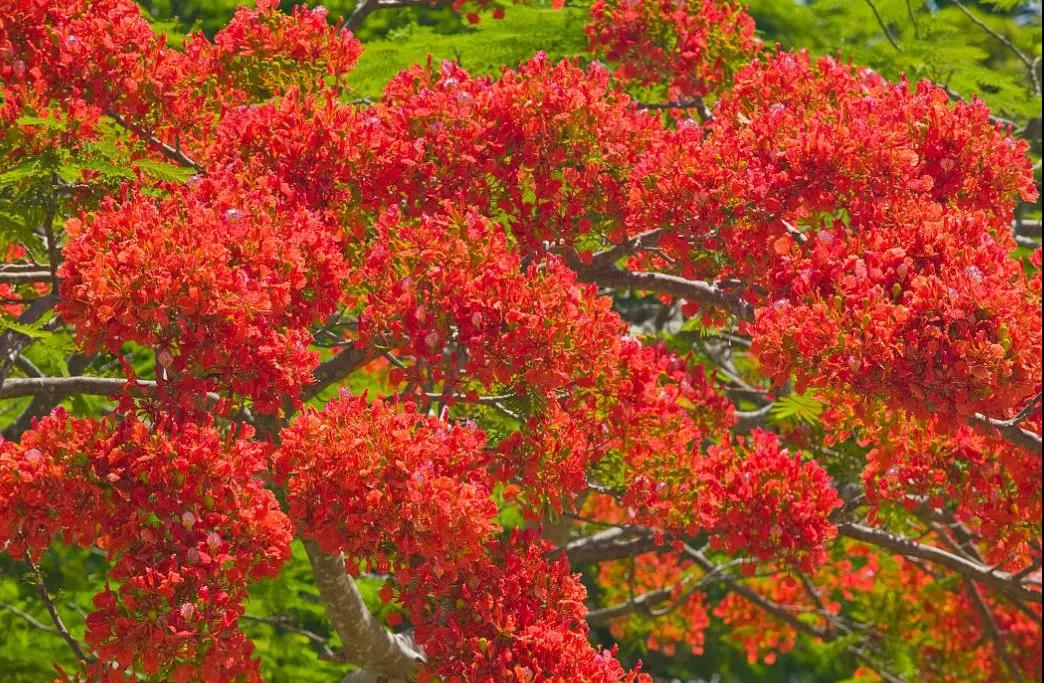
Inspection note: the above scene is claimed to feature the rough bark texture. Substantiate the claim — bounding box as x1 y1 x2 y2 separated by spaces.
303 539 424 682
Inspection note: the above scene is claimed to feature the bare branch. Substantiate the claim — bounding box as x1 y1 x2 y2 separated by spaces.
735 403 773 433
586 584 677 627
1014 219 1042 239
0 600 56 632
964 409 1039 457
241 613 338 661
0 293 58 388
42 203 59 290
0 271 52 284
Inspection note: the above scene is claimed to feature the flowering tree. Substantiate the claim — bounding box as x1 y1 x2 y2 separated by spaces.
0 1 1040 681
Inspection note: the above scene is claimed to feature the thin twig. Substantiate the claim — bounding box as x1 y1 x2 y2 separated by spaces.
865 0 902 50
41 202 59 290
951 0 1040 95
106 110 202 172
24 551 93 662
0 600 56 632
241 614 337 660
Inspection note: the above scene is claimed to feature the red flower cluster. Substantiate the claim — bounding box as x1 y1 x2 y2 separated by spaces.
628 50 1039 420
855 406 1042 565
276 395 645 681
189 0 362 96
412 531 645 682
58 173 348 413
699 430 840 569
370 54 663 255
351 208 625 397
586 0 760 100
0 412 291 681
0 0 170 121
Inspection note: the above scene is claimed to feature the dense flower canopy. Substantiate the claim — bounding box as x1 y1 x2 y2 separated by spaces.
0 0 1040 681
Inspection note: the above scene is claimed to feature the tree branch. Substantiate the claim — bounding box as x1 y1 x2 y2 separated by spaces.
962 577 1026 682
241 613 338 661
0 376 143 399
303 346 378 403
838 523 1041 603
0 600 56 632
302 540 423 681
0 271 52 284
865 0 902 50
586 585 678 627
24 551 93 663
3 355 93 441
0 293 58 388
576 267 754 320
969 392 1043 455
106 110 202 172
1014 219 1042 239
951 0 1040 95
564 526 661 564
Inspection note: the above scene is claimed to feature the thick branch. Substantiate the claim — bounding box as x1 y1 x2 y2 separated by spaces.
302 540 423 681
576 267 754 320
0 293 58 388
564 527 661 564
0 271 52 284
303 346 377 403
969 402 1043 455
3 355 93 441
0 376 143 400
838 523 1041 603
1014 219 1042 239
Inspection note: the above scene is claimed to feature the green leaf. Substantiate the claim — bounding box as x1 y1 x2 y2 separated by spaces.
0 160 41 187
770 392 825 426
0 317 51 340
132 158 197 184
14 115 65 130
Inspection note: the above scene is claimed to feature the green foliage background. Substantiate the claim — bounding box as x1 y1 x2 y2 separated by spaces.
1 1 1039 681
